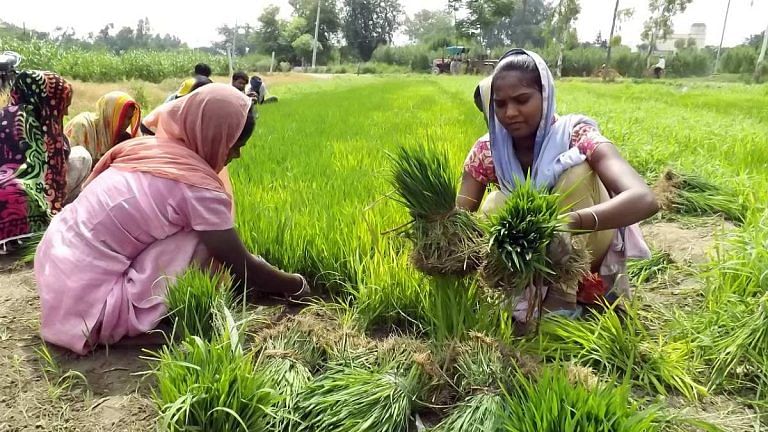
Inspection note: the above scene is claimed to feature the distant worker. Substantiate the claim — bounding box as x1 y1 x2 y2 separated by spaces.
652 56 666 79
64 92 142 203
194 63 212 78
231 71 278 104
165 75 213 104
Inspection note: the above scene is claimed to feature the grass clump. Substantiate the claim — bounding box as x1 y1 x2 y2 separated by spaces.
654 169 745 224
499 365 663 432
533 304 707 400
389 145 484 276
148 307 277 431
165 267 236 340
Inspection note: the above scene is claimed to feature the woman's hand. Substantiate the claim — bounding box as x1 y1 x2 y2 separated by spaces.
200 229 306 296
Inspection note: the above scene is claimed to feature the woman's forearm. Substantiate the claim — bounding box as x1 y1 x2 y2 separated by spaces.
568 189 658 232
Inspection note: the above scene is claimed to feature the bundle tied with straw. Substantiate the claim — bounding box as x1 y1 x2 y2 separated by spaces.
481 179 590 301
254 325 325 432
296 345 430 432
653 168 745 224
435 333 525 432
389 145 484 276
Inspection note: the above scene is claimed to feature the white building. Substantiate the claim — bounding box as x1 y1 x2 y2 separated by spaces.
656 23 707 53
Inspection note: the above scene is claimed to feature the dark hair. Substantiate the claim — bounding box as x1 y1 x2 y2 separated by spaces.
194 63 212 77
494 52 542 92
236 108 256 145
190 75 213 93
232 71 249 82
473 85 483 114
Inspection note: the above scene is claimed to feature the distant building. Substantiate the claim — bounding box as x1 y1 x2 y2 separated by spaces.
656 23 707 53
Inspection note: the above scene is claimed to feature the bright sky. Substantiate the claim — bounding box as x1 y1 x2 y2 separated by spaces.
2 0 766 49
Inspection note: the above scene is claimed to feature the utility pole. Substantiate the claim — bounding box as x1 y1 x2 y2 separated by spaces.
755 22 768 82
605 0 620 72
232 20 238 72
713 0 731 75
311 0 322 69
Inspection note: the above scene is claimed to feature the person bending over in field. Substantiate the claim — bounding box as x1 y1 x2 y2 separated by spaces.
458 49 658 320
34 84 309 355
0 71 72 254
194 62 212 78
64 91 141 203
163 74 212 104
141 75 236 211
231 71 278 105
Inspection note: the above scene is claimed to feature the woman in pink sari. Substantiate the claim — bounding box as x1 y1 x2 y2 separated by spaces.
34 84 307 355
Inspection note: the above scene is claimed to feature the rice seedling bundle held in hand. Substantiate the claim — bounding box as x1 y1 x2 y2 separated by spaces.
389 145 484 276
482 179 582 297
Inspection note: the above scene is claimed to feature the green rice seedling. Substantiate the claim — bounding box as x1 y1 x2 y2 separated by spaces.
431 333 511 432
654 169 745 224
296 359 426 432
165 267 236 340
388 145 485 276
627 248 675 286
254 325 326 431
708 293 768 391
533 303 707 400
482 179 587 307
148 307 277 432
434 392 505 432
499 365 663 432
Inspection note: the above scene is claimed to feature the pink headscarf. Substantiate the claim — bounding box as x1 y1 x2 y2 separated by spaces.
86 84 251 195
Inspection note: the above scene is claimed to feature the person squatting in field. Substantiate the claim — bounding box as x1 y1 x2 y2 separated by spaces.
64 91 142 203
458 49 658 320
0 70 73 253
231 70 278 105
34 84 310 355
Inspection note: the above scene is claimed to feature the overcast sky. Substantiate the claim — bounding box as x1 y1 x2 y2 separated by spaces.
3 0 766 49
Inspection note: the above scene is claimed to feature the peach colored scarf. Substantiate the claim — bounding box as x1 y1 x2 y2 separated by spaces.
85 84 251 195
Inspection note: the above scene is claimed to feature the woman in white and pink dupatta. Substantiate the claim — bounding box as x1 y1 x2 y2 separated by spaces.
458 49 658 321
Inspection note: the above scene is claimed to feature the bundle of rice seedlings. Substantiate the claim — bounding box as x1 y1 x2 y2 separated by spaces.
255 325 325 431
481 179 588 302
533 303 707 400
295 357 426 432
434 393 505 432
654 169 745 224
433 333 510 432
388 145 484 276
627 248 675 286
165 267 237 340
499 365 663 431
148 307 277 431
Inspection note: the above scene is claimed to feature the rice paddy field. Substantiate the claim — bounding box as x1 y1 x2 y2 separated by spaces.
1 75 767 431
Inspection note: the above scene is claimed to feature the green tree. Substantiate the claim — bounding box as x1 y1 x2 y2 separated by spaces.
641 0 694 66
292 33 321 65
289 0 341 63
404 9 455 48
548 0 581 78
255 5 288 57
342 0 403 61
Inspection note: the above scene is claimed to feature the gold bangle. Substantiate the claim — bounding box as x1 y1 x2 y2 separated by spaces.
587 208 599 231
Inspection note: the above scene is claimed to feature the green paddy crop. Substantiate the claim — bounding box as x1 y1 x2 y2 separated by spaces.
147 76 767 429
